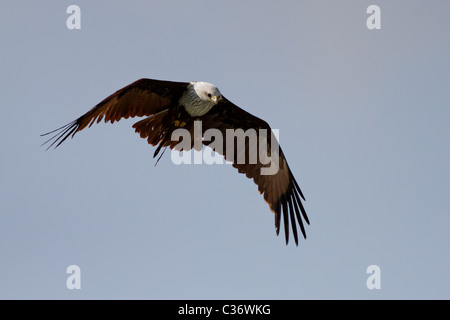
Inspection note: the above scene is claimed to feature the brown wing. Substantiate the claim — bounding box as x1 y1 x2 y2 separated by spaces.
200 97 309 245
41 78 188 149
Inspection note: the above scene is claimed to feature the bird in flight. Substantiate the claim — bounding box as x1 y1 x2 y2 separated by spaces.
42 78 309 245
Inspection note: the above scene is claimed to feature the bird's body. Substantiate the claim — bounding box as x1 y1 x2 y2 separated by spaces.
42 78 309 245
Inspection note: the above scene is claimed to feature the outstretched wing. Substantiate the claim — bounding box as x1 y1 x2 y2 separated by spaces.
41 78 188 149
200 97 309 245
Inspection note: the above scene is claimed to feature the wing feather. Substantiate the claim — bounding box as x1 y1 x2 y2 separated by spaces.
41 79 188 149
200 97 309 245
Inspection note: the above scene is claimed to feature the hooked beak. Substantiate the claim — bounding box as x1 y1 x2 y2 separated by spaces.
211 95 221 105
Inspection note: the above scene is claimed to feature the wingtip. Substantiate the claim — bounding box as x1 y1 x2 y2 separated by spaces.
40 120 79 151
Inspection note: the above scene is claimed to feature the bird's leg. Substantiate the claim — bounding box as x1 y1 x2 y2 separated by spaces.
172 119 187 127
172 108 187 128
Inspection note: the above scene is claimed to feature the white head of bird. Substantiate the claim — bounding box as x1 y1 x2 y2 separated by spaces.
180 81 223 116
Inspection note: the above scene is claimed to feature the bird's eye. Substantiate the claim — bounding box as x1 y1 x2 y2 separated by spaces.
207 93 212 98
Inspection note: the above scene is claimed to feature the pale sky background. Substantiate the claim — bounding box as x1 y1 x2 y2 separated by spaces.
1 1 449 299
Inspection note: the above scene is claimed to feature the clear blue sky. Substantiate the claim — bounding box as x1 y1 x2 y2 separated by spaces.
1 0 449 299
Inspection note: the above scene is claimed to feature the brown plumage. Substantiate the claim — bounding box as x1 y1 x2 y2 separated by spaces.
42 78 309 245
